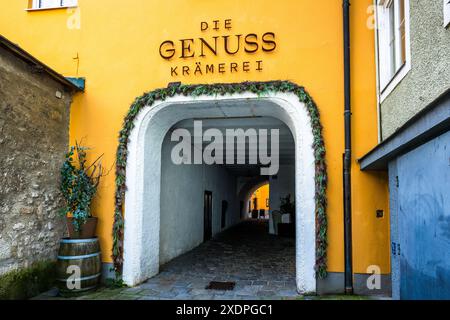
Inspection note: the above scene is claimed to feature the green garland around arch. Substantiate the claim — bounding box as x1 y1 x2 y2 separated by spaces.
112 80 328 279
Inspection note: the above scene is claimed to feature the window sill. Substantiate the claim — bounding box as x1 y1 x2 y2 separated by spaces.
26 6 77 12
379 62 411 103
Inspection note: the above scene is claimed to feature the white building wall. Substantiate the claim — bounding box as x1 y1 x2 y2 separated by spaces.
159 135 238 265
269 165 295 234
203 164 239 236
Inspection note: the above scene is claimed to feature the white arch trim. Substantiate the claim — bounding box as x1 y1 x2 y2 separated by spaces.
122 92 317 294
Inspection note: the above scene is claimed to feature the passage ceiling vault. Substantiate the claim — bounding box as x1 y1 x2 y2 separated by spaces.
170 116 295 177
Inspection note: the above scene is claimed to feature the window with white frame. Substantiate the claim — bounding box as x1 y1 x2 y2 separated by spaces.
32 0 77 9
376 0 410 94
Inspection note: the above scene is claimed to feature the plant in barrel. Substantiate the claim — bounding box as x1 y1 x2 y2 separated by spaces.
60 142 105 239
57 142 106 295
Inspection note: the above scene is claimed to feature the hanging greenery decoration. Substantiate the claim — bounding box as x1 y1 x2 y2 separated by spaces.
112 81 328 279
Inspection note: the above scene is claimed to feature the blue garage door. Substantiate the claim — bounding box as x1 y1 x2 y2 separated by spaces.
396 131 450 299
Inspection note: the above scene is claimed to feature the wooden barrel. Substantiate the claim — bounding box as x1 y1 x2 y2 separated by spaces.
57 238 101 295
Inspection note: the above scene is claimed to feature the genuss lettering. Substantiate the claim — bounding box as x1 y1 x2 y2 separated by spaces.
159 19 277 77
159 32 276 59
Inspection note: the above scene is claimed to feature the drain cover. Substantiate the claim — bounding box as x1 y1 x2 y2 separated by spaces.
206 281 236 291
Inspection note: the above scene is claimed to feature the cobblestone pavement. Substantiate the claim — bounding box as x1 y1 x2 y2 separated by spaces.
37 220 301 300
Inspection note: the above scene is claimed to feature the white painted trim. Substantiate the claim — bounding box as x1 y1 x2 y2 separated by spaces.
376 0 412 103
122 92 317 294
26 6 76 11
29 0 77 10
445 0 450 28
373 0 383 142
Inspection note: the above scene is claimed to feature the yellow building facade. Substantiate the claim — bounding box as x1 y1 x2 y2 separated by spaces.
250 185 270 212
0 0 390 291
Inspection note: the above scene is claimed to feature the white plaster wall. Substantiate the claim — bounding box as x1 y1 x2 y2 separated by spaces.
269 165 295 234
159 134 238 265
203 164 239 236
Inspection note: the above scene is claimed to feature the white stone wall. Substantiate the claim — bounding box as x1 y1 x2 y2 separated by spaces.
269 165 295 211
269 165 295 234
159 135 238 265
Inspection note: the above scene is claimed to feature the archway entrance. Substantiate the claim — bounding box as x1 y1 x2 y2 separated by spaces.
119 83 324 294
159 116 295 265
248 183 270 220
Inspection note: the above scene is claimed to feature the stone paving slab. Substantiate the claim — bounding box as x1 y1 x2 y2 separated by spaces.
35 221 304 300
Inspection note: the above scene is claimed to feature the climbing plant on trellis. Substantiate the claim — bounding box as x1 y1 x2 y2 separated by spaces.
112 81 328 279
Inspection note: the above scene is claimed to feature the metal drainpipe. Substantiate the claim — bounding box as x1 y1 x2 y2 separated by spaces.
343 0 354 295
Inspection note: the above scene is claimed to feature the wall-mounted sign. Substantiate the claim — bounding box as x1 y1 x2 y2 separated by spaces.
159 19 276 77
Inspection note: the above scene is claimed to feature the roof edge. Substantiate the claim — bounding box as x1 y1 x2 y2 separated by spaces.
0 34 83 92
359 89 450 170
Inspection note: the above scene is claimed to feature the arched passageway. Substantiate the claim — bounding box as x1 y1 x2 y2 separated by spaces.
238 176 269 219
122 91 317 294
247 183 270 219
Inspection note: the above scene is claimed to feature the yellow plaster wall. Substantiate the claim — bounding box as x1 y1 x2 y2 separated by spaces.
251 185 270 211
0 0 390 274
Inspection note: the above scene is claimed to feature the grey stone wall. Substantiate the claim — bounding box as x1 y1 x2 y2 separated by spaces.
0 46 72 275
380 0 450 139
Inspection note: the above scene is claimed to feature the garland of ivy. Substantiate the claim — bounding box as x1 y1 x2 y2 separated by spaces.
112 80 328 279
